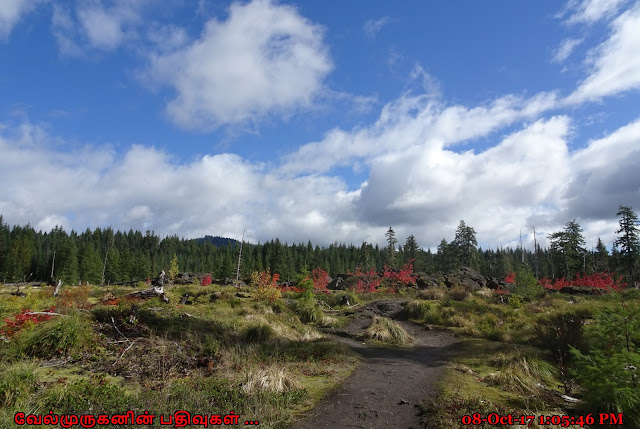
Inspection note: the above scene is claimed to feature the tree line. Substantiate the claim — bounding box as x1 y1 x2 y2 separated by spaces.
0 205 637 286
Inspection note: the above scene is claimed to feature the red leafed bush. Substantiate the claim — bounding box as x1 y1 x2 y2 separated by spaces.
311 267 330 293
572 272 626 292
504 272 516 284
0 307 55 337
353 268 382 293
201 274 212 286
382 262 417 289
538 273 626 292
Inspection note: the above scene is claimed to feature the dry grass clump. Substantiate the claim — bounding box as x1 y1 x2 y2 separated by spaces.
474 287 494 298
365 316 413 345
242 366 300 394
317 315 339 328
449 285 469 301
417 287 446 300
482 350 557 395
301 329 323 341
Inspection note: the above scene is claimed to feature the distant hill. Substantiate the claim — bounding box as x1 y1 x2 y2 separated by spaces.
193 235 240 247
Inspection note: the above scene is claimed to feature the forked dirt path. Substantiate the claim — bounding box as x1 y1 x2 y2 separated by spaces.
292 300 458 429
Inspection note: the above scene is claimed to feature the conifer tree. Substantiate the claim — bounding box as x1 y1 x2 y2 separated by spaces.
385 227 397 267
595 237 610 273
614 205 639 285
404 234 419 264
548 220 586 279
451 220 478 269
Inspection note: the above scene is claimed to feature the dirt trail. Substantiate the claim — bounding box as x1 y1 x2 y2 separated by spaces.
292 300 458 429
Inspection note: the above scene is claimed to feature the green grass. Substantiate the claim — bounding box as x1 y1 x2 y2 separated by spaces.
0 282 358 429
0 361 40 408
17 311 95 359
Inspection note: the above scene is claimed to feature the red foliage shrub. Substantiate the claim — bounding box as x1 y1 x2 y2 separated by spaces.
201 274 212 286
504 272 516 284
382 262 417 292
353 268 382 293
0 307 55 337
538 272 626 292
311 267 330 293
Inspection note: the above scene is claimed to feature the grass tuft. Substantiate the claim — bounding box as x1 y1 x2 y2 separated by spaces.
365 316 413 345
483 350 557 395
243 323 275 344
242 366 301 394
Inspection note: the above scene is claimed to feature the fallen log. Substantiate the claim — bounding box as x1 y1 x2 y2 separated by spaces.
126 285 169 303
3 281 43 287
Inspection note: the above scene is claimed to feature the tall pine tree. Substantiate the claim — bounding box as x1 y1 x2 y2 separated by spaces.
614 205 639 285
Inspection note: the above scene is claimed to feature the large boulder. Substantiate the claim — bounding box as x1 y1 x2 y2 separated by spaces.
486 276 509 290
444 267 487 291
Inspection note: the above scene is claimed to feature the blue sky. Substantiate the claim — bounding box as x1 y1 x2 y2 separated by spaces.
1 0 639 251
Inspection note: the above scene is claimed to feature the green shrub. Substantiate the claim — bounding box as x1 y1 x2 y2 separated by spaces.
512 266 544 300
508 294 522 309
17 312 94 359
572 348 640 428
201 334 221 356
295 298 323 324
570 300 640 427
533 309 587 364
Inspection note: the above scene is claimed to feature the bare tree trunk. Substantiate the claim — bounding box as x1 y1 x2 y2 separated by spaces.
53 279 62 297
101 251 108 285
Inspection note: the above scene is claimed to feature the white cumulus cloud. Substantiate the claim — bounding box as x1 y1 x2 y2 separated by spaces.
142 0 333 131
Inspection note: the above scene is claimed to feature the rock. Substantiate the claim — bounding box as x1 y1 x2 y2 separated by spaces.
444 274 461 288
458 266 487 289
414 272 440 289
486 276 509 290
340 294 351 306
